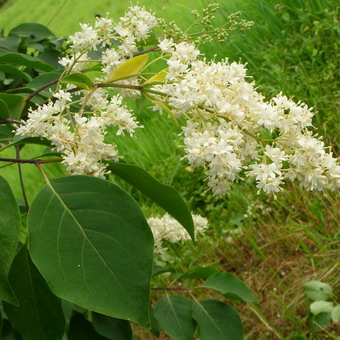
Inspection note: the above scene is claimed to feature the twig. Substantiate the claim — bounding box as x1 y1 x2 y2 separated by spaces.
15 146 29 212
134 45 160 56
96 82 142 90
151 287 190 291
0 158 63 164
26 78 61 102
0 119 23 125
25 67 94 103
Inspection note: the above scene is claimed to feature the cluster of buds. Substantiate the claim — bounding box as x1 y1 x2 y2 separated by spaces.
16 4 339 195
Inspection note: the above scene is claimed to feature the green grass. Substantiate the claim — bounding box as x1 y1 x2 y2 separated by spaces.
1 0 339 338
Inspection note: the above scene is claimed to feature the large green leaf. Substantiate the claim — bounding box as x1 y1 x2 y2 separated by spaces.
192 300 243 340
202 273 258 303
107 162 194 240
28 175 153 327
68 312 107 340
1 318 22 339
9 23 54 41
3 247 65 340
0 48 54 71
92 313 132 340
154 296 196 340
0 94 25 120
0 176 21 305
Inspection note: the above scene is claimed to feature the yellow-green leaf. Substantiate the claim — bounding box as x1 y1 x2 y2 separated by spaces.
143 68 168 85
106 54 149 82
145 94 178 126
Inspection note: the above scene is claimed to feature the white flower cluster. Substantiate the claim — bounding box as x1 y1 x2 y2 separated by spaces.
16 90 139 177
17 6 158 178
15 5 339 195
152 40 339 195
147 214 209 253
60 5 158 74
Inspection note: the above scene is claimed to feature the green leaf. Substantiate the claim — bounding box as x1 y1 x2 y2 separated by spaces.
0 99 9 119
0 65 31 82
3 247 65 340
152 265 173 277
312 312 332 330
0 94 25 119
145 94 179 126
1 318 23 339
331 304 340 323
0 306 2 337
0 34 21 52
81 63 102 81
38 48 63 68
28 175 153 327
92 313 132 340
68 312 107 340
0 48 54 72
107 54 149 82
303 281 333 301
143 68 168 85
192 300 243 340
202 273 257 303
149 306 160 338
28 70 62 90
60 73 94 90
178 266 219 280
11 135 51 148
0 176 21 305
310 301 333 315
154 296 196 340
9 23 54 41
107 162 194 240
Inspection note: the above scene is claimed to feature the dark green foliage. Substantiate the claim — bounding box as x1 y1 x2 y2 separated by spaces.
0 176 21 305
28 176 154 327
3 247 65 340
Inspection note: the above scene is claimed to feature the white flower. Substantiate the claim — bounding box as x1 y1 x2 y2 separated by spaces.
70 23 100 52
264 145 287 164
148 214 208 253
158 38 174 53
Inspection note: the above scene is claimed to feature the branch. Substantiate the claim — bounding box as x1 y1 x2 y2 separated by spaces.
134 45 160 56
26 77 60 102
96 82 142 90
25 67 94 102
0 158 63 164
16 145 29 212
